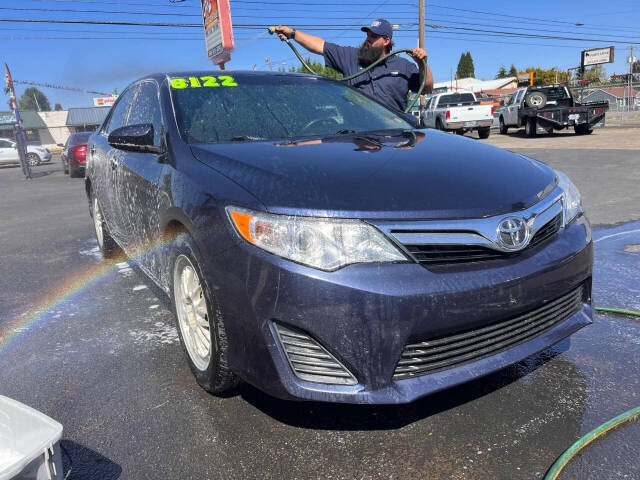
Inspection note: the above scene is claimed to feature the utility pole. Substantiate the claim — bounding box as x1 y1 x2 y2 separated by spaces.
418 0 425 108
628 45 634 113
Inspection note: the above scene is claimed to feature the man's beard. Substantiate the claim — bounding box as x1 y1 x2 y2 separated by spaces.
358 42 384 66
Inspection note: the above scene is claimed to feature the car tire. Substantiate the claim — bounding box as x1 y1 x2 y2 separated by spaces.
478 127 491 139
63 160 69 174
69 165 82 178
26 153 41 167
435 118 444 131
524 91 547 109
575 124 593 135
169 233 239 394
90 192 120 258
525 118 537 138
499 116 508 134
455 129 464 135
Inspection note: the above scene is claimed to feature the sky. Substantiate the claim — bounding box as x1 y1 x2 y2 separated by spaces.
1 0 638 109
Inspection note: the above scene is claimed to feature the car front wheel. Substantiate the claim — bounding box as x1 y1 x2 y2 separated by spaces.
170 233 238 394
499 116 508 134
26 153 41 166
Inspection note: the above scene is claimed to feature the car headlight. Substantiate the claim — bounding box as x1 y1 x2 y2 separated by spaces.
226 206 406 271
555 170 582 225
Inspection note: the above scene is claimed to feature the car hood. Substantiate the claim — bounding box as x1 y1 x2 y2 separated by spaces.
189 129 556 219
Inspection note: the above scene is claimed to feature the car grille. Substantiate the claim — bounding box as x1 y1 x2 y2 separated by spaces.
401 214 562 266
274 323 357 386
393 285 584 380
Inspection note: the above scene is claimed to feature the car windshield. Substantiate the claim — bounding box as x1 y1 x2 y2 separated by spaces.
438 93 476 106
169 74 412 143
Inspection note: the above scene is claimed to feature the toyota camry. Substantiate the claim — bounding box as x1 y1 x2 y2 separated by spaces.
85 71 592 404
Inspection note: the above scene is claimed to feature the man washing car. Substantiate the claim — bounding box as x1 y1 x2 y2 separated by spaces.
274 19 433 119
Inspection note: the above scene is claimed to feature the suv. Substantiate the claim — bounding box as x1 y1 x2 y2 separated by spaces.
0 138 51 166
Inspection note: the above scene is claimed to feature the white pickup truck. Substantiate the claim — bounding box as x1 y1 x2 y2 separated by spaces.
422 92 493 138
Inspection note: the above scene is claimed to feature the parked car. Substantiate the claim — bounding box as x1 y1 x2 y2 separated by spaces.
421 92 493 138
61 131 92 177
0 137 51 166
499 83 609 137
86 72 593 404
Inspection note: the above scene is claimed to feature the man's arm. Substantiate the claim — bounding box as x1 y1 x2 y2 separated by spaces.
274 25 325 55
408 47 434 94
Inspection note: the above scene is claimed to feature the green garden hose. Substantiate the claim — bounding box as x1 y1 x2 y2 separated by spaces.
595 306 640 317
545 306 639 479
268 28 428 113
544 405 640 480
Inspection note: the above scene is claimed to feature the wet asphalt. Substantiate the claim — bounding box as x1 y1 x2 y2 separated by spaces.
0 149 638 480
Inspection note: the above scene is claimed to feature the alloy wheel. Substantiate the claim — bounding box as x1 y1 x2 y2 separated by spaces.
173 255 211 371
93 197 104 248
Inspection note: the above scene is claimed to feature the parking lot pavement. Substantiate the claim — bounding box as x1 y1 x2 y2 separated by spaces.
482 127 640 150
0 154 638 479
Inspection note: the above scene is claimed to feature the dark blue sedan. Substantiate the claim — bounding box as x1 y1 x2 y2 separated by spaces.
85 71 593 404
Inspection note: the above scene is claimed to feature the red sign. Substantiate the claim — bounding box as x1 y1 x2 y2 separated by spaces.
201 0 234 66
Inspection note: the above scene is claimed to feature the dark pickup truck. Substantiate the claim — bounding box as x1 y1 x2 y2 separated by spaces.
499 83 608 137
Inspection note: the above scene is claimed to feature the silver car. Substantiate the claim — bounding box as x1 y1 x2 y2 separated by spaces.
0 137 52 166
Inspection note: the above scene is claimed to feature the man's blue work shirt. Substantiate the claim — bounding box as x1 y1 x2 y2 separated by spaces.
323 42 420 114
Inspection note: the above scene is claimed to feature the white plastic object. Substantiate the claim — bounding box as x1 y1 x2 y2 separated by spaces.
0 396 63 480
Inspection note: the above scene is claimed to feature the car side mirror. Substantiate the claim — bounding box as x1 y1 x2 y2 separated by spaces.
108 123 164 154
57 143 64 147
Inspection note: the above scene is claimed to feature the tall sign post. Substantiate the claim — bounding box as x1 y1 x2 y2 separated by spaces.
201 0 234 69
418 0 425 109
4 63 30 179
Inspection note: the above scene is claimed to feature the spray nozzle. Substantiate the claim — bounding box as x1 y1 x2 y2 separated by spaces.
267 26 276 35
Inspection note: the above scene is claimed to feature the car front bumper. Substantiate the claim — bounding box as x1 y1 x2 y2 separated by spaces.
208 215 593 404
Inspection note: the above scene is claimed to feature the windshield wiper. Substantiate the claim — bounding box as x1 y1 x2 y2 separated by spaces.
229 135 265 142
336 129 356 134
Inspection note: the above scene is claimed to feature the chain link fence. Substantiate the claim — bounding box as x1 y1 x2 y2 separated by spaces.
571 81 640 126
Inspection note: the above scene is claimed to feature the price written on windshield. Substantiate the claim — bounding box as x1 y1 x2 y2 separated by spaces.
169 75 238 89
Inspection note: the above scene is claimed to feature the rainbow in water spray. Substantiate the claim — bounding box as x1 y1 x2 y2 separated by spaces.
0 234 176 354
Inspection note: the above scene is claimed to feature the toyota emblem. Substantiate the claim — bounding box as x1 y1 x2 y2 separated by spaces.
497 217 529 250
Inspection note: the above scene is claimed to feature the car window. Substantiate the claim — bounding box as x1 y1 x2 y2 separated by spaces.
104 87 137 135
0 139 12 148
170 75 411 143
69 132 92 147
437 93 476 106
126 81 162 146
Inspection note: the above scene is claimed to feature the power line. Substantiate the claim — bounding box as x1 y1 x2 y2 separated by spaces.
1 17 636 45
0 6 201 17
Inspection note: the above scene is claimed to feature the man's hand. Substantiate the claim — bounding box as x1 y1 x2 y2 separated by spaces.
408 47 428 65
274 25 295 41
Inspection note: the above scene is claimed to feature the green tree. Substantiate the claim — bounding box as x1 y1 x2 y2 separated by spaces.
508 64 518 77
522 66 570 85
18 87 51 111
293 58 343 79
456 51 475 78
582 65 606 85
495 65 508 79
54 103 63 111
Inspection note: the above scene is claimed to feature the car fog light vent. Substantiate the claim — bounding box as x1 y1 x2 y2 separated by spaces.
274 323 358 386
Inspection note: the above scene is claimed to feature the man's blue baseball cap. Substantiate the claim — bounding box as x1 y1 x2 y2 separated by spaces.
361 18 393 38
